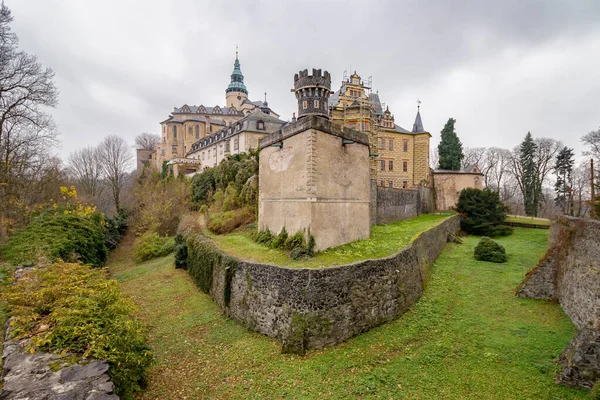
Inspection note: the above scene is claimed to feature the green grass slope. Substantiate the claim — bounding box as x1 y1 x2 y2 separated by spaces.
110 228 586 399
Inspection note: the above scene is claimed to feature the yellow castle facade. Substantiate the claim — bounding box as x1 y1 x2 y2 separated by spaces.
328 72 430 189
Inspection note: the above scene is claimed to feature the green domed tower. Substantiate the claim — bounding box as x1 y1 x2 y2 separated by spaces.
225 49 249 110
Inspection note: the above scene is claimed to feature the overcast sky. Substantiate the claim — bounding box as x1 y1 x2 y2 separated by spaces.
9 0 600 162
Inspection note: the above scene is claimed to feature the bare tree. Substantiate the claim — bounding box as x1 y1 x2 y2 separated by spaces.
67 146 104 201
581 126 600 162
98 135 133 212
462 147 486 170
0 3 59 239
571 162 591 217
134 132 160 150
430 148 439 170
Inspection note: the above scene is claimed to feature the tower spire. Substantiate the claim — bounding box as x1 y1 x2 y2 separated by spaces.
226 47 248 95
412 100 424 133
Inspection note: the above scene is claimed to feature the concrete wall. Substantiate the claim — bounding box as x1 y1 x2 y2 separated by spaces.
518 216 600 388
258 116 371 251
433 172 483 210
180 215 460 354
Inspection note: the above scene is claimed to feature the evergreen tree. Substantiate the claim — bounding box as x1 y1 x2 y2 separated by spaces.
519 132 538 216
553 146 575 214
437 118 464 170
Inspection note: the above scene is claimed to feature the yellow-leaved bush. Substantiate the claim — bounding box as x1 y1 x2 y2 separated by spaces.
1 262 152 400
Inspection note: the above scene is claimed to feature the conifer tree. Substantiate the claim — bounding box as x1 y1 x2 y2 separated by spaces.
553 146 575 214
437 118 464 170
519 132 538 216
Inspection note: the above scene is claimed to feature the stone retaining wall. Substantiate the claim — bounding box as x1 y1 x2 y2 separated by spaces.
369 181 435 226
180 215 460 354
518 216 600 389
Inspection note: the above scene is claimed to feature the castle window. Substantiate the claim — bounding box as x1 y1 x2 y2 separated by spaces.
172 145 177 153
403 140 408 152
380 160 385 171
379 138 385 150
173 126 177 138
388 180 393 188
161 149 165 156
234 138 239 150
195 125 200 139
209 125 213 133
314 100 319 108
303 100 308 109
163 136 166 143
402 181 408 189
184 146 186 153
389 140 393 150
257 120 265 130
225 141 230 152
380 180 384 187
389 160 393 171
403 161 408 172
188 126 192 136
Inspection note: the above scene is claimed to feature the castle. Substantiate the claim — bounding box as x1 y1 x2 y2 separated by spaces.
141 50 284 176
138 51 432 186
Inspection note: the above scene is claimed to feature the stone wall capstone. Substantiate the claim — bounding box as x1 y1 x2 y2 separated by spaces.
180 215 460 354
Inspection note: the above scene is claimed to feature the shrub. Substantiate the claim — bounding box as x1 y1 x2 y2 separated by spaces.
456 188 512 237
284 232 306 251
174 233 188 270
132 169 191 236
133 232 175 263
254 230 274 246
291 246 308 260
271 227 288 249
590 380 600 400
191 167 216 204
489 224 513 237
0 262 152 399
474 237 507 263
104 208 129 250
1 212 108 267
207 208 254 234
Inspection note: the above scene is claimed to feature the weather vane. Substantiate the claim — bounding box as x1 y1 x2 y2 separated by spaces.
417 99 421 110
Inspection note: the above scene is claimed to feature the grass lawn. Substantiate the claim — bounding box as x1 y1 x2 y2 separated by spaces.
207 213 452 268
110 228 587 399
506 215 552 227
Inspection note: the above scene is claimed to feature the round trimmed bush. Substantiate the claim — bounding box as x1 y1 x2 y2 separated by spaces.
474 237 507 263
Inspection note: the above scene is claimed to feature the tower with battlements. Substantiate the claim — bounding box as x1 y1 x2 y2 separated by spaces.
293 68 332 119
258 68 371 251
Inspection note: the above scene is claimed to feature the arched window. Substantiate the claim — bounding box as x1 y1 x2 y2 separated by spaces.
195 125 200 139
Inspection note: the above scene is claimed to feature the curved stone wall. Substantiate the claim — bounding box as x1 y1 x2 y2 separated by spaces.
181 215 460 354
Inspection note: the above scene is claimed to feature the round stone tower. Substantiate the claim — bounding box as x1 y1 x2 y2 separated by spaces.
293 68 331 119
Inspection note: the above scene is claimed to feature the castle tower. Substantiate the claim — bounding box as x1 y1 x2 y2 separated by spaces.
258 68 371 251
293 68 331 119
225 49 249 110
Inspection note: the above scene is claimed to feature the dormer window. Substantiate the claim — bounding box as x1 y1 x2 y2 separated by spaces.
257 120 265 130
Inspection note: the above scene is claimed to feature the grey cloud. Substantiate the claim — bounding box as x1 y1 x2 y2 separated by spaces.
8 0 600 159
